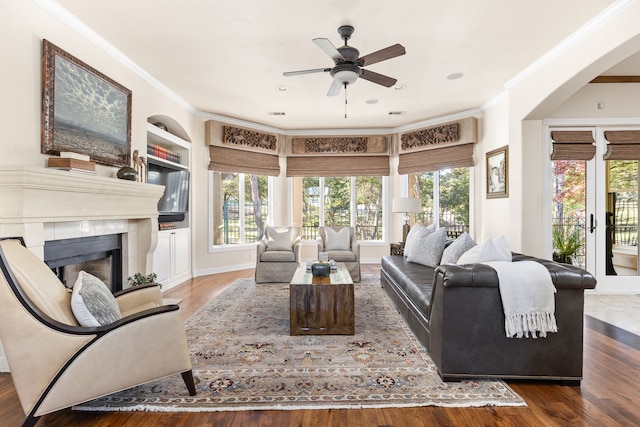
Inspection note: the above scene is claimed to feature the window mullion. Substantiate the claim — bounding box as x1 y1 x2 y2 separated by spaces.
433 171 440 228
239 173 245 243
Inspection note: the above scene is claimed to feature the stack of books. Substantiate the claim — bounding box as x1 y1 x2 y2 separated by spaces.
47 152 96 175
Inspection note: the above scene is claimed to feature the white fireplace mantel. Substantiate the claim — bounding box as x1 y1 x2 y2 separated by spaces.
0 166 166 371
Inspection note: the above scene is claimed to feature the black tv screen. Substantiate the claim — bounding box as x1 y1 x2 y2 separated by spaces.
147 162 190 214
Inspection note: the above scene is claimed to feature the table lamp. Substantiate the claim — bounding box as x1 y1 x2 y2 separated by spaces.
392 197 421 243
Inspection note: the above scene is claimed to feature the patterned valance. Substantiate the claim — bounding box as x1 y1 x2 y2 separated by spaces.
398 117 478 173
289 135 389 155
223 125 277 152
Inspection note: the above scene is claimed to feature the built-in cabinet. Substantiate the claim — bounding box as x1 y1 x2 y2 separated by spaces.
153 228 191 290
146 117 192 291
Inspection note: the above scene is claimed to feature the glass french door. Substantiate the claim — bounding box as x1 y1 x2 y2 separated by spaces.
552 127 639 293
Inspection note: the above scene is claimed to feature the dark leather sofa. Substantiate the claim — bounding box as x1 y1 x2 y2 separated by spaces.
380 253 597 384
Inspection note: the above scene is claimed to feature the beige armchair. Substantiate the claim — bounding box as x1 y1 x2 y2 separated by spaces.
0 238 195 427
317 226 361 282
255 226 302 283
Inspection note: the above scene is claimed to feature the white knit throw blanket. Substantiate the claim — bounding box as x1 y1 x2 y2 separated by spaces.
482 261 558 339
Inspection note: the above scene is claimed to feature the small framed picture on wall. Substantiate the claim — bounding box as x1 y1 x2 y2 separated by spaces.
486 145 509 199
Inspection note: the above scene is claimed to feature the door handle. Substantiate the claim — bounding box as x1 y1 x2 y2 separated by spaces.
590 214 597 233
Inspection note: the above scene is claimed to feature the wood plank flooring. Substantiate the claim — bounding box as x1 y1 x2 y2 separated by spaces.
2 265 640 426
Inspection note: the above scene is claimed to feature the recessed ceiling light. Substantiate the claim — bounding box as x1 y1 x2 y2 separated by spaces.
446 72 464 80
393 84 405 90
277 86 288 92
365 99 378 104
388 111 405 115
268 112 286 116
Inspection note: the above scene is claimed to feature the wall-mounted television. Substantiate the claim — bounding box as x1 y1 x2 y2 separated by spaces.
147 161 190 220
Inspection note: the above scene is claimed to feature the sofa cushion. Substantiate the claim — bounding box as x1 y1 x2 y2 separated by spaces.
71 271 121 327
325 227 351 250
407 227 447 267
457 236 512 264
381 256 435 316
404 223 435 258
266 226 293 251
441 232 476 264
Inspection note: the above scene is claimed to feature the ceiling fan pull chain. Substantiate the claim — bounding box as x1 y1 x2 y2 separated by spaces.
344 83 348 119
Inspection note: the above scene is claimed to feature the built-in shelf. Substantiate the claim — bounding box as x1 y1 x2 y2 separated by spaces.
146 122 190 170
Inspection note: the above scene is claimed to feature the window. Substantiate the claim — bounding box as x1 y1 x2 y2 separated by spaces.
297 176 385 241
412 168 470 238
211 172 269 245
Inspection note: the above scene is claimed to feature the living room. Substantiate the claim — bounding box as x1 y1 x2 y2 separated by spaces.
2 1 640 426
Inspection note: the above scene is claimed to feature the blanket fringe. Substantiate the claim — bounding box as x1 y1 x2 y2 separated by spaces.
505 312 558 339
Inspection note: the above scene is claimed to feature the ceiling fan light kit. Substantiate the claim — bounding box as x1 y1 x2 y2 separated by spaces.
283 25 406 97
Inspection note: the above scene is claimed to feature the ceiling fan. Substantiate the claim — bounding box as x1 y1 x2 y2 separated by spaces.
283 25 406 96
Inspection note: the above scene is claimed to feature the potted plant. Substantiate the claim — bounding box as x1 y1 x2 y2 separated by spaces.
128 272 161 288
552 224 583 265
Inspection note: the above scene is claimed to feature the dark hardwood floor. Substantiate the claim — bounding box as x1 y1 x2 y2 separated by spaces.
2 265 639 426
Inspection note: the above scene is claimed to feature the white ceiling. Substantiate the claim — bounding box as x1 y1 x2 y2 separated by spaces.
52 0 636 130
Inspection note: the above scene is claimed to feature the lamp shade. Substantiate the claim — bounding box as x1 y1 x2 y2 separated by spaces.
392 197 421 213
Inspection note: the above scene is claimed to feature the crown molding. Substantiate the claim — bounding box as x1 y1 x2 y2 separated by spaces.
35 0 197 115
504 0 636 89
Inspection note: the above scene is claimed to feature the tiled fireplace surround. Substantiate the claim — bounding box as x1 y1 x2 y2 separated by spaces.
0 166 165 371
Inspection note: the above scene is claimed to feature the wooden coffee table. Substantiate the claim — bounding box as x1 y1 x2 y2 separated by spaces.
289 262 354 335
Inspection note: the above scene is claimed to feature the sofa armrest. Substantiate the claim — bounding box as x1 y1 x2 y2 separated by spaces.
115 283 163 314
438 255 596 290
316 238 324 255
256 239 267 260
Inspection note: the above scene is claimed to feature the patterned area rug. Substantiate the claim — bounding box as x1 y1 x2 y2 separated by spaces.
74 276 525 412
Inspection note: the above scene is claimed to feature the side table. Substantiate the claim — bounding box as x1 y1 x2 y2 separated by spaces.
390 242 404 256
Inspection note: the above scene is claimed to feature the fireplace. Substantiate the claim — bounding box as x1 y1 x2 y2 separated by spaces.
44 234 123 292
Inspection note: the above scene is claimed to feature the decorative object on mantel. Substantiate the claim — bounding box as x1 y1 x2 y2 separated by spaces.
41 39 132 167
47 157 96 175
132 150 147 183
116 166 138 181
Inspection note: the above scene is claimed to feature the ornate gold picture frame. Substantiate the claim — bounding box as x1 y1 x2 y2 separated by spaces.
486 145 509 199
41 39 132 167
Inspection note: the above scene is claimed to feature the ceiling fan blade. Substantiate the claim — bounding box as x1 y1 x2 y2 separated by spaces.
283 68 331 77
327 79 343 97
358 43 406 66
313 38 345 62
360 69 397 87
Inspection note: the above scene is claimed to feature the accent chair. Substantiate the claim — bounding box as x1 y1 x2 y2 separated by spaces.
255 226 302 283
0 238 196 427
317 226 361 282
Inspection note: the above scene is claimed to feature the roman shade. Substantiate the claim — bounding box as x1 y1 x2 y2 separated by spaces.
550 131 596 161
209 145 280 176
398 143 474 175
286 155 390 177
603 130 640 160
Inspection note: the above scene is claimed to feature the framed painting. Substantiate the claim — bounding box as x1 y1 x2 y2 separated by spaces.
486 145 509 199
41 39 132 167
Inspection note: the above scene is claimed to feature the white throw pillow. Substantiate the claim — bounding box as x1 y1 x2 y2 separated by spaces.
407 227 448 267
440 232 477 264
457 235 512 264
71 271 121 327
325 227 351 250
491 235 512 262
266 226 293 251
404 223 435 258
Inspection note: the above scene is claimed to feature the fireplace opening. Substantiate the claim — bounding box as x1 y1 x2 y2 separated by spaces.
44 234 123 293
